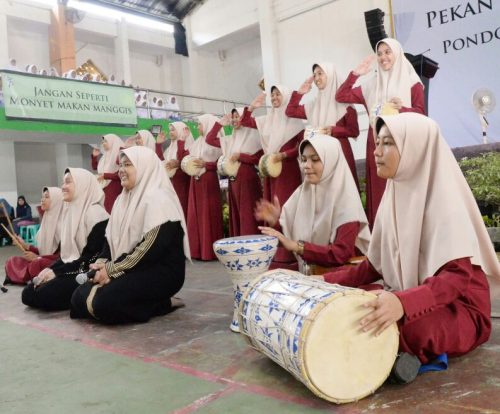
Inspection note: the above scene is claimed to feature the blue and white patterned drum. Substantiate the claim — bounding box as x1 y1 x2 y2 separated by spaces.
213 235 278 333
239 269 399 403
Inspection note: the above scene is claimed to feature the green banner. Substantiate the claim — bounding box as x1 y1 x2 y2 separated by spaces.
1 70 137 126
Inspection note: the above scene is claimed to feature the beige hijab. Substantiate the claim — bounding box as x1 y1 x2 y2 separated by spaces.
369 113 500 296
136 130 156 152
106 146 190 261
97 134 123 188
220 108 262 156
163 121 195 161
255 85 305 154
304 63 349 127
280 135 370 254
36 187 64 256
189 114 223 162
60 168 109 263
361 38 422 117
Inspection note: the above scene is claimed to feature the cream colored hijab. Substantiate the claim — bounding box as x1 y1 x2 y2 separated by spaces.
189 114 223 162
137 130 156 152
97 134 123 188
220 108 262 156
255 85 305 154
36 187 64 256
361 38 422 116
60 168 109 263
304 63 349 127
280 135 370 254
163 121 195 161
369 113 500 296
106 146 190 261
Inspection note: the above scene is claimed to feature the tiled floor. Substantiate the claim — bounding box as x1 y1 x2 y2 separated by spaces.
1 245 499 413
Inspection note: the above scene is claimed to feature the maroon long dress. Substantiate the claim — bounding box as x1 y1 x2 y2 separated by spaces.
5 245 59 284
240 107 303 265
185 153 223 261
91 154 122 214
335 72 425 228
285 91 360 190
323 257 491 364
169 140 191 219
205 122 263 236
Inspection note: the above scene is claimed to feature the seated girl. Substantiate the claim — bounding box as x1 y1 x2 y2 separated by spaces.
318 113 500 383
70 146 190 324
5 187 64 285
22 168 109 311
13 195 33 234
256 134 370 272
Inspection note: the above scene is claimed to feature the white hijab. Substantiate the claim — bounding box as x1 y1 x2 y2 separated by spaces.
136 130 156 152
361 38 422 116
220 108 262 156
60 168 109 263
255 85 304 154
280 135 370 253
369 113 500 297
97 134 123 188
304 63 349 127
189 114 223 162
106 146 190 261
36 187 64 256
163 121 195 161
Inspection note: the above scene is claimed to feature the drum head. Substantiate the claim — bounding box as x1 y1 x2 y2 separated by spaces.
302 292 399 403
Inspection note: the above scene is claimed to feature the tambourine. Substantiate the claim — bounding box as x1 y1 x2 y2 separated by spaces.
181 155 206 178
258 154 282 178
217 155 240 178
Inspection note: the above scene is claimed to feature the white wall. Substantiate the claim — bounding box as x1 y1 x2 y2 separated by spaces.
14 142 59 205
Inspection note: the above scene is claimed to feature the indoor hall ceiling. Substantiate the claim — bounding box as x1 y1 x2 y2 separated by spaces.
82 0 205 23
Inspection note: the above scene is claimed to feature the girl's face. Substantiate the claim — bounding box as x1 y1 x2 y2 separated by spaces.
374 125 401 179
270 89 283 108
40 191 51 211
18 197 25 206
197 122 204 136
313 66 328 90
231 112 241 129
300 144 324 185
135 133 144 146
377 42 395 71
118 155 137 191
169 124 178 140
102 137 110 151
62 173 76 202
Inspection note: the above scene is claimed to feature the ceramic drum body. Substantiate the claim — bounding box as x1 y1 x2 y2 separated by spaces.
217 155 240 178
239 269 399 403
258 154 282 178
213 235 279 332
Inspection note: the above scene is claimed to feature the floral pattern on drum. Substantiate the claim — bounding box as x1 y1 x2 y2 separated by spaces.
213 235 279 333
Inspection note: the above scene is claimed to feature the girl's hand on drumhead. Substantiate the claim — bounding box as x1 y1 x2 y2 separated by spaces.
309 275 325 281
258 227 295 251
388 97 403 110
298 76 314 95
166 160 179 170
220 114 231 126
320 126 332 136
23 251 38 262
353 55 375 76
193 158 205 168
229 153 240 162
360 290 403 336
272 153 286 163
97 174 104 183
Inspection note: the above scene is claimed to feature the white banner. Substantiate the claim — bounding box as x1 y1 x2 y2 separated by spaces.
392 0 500 147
